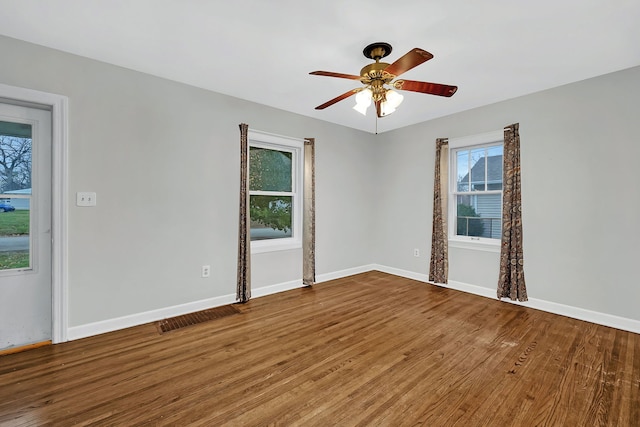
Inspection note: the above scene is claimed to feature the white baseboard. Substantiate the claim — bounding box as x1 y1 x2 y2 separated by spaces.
251 279 304 298
67 265 374 341
68 278 303 341
372 264 640 335
67 293 238 341
316 264 376 283
68 263 640 342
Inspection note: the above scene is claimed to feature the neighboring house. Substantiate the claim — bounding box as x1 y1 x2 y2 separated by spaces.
1 188 31 210
459 155 502 239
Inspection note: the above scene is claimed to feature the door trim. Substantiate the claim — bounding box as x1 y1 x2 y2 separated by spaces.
0 83 68 344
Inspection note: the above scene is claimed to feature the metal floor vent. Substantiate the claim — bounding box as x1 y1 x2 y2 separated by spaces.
156 305 240 334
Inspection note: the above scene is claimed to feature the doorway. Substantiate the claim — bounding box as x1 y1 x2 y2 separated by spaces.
0 102 52 351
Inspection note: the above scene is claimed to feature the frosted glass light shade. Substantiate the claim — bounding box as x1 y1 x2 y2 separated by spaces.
380 89 404 116
386 89 404 108
353 88 372 115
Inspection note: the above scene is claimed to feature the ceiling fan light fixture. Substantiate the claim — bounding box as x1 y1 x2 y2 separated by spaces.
353 88 372 115
353 103 369 116
386 89 404 109
310 43 457 118
380 89 404 116
380 102 395 116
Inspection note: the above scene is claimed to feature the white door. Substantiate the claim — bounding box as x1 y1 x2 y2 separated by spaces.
0 102 52 351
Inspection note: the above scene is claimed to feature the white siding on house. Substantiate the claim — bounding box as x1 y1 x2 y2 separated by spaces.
475 193 501 238
1 188 31 210
0 198 29 210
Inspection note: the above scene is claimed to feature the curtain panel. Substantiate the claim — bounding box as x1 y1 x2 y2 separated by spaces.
429 138 449 284
237 123 251 303
303 138 316 286
497 123 527 301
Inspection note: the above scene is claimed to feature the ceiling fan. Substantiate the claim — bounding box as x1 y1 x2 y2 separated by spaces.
310 42 458 117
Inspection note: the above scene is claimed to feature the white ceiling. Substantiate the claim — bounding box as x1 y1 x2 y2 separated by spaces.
0 0 638 134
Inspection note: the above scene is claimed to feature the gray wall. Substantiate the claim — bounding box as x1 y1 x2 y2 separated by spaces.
373 65 640 322
1 33 638 332
0 35 376 327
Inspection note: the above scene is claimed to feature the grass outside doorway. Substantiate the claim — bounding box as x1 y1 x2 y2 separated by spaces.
0 210 30 269
0 210 29 235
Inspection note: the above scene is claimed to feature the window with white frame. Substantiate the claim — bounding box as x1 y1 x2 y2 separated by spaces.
248 130 303 253
449 131 504 247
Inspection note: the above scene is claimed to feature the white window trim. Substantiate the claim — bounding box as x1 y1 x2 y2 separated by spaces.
448 130 503 252
248 129 304 254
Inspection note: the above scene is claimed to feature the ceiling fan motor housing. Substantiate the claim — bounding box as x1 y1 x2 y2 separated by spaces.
360 62 393 80
360 62 395 101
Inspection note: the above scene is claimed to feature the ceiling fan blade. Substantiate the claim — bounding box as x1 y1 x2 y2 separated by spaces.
394 79 458 97
315 89 359 110
383 48 433 78
310 71 362 80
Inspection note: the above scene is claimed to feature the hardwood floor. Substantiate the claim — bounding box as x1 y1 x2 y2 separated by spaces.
1 271 638 426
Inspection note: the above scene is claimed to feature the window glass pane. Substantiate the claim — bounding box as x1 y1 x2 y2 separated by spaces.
456 150 469 191
456 194 502 239
486 145 503 190
0 122 32 270
469 147 486 191
249 147 292 192
250 195 292 241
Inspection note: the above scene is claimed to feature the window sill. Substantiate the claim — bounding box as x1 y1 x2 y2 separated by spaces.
448 239 500 253
251 239 302 254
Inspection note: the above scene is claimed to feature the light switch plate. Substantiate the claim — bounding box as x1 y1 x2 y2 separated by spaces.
76 192 97 207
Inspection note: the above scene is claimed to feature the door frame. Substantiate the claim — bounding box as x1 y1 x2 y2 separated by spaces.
0 83 68 344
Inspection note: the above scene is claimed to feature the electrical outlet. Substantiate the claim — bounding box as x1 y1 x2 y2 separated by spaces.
413 248 420 257
201 265 210 278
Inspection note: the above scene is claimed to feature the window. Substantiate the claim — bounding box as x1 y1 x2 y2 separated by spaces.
449 131 503 249
0 120 32 271
248 130 303 253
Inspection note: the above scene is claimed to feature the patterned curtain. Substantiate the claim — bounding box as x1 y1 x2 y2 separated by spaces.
429 138 449 284
497 123 527 301
237 123 251 303
303 138 316 286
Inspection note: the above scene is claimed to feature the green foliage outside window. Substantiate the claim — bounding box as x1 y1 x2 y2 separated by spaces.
249 195 291 232
249 147 293 232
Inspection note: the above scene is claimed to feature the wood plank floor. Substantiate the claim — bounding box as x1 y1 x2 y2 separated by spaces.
1 271 639 426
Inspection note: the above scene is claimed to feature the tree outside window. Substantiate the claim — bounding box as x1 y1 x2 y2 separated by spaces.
249 146 293 240
0 122 32 269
